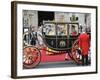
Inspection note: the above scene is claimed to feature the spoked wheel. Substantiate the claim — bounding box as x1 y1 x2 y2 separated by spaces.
69 40 82 65
23 46 41 69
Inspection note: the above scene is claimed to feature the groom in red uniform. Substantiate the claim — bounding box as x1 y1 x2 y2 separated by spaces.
78 31 90 65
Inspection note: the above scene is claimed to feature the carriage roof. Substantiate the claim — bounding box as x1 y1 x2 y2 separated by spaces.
43 21 79 25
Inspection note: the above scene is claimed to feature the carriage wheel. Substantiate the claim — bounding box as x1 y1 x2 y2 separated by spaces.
23 46 41 69
69 40 82 65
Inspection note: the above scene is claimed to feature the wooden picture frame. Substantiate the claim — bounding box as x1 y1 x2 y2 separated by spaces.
11 1 98 78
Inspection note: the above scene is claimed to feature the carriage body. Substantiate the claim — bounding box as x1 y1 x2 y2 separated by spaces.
42 21 79 51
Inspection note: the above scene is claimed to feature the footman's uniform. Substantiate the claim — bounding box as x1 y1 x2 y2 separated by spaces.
78 32 90 65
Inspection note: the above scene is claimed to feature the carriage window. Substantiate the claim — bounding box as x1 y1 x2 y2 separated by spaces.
44 23 56 35
57 24 67 36
69 24 78 36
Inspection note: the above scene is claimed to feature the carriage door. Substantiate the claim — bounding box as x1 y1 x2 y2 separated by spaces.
43 23 57 48
56 23 68 49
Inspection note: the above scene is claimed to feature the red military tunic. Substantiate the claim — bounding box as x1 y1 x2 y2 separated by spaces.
78 33 90 56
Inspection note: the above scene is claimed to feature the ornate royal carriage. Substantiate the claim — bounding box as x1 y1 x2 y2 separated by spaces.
23 21 83 68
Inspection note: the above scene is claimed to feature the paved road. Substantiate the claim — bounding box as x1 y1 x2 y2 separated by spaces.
36 61 83 69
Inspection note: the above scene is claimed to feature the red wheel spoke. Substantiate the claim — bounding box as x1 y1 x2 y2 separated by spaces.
70 40 82 65
23 46 41 69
